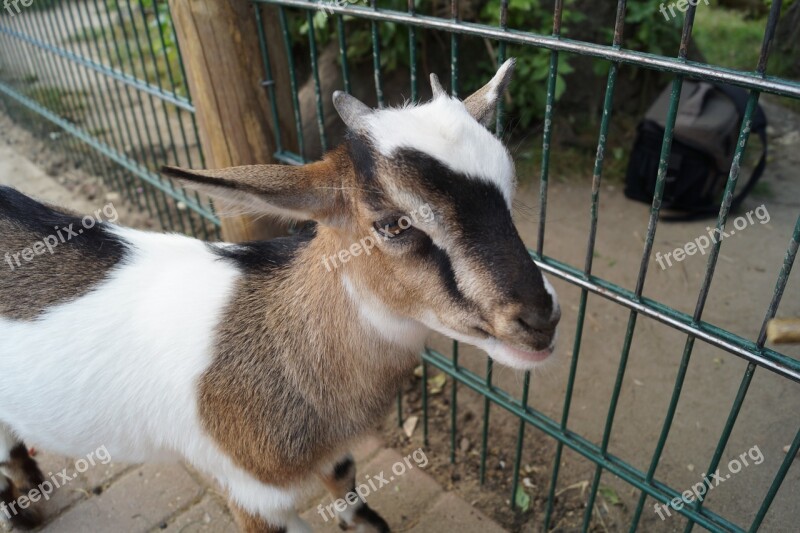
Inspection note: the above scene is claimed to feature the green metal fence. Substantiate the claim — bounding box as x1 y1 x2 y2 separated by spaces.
0 0 219 238
0 1 799 532
251 1 799 531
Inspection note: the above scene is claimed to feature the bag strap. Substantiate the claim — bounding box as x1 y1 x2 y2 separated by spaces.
714 84 768 213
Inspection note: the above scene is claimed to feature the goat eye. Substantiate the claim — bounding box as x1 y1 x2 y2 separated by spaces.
373 216 411 239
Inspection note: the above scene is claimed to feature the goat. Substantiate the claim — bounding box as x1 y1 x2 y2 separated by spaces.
0 59 560 533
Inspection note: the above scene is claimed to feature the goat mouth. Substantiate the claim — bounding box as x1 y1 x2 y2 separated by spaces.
487 337 556 370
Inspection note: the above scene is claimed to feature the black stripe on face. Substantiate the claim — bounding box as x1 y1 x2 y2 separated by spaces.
428 242 467 305
392 149 549 310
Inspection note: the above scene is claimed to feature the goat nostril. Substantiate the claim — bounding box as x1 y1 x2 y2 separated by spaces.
516 308 559 336
517 313 548 333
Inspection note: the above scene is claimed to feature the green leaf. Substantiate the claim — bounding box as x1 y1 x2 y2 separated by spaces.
515 486 531 511
599 485 623 506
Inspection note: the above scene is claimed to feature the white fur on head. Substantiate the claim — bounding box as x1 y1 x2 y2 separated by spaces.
363 96 515 205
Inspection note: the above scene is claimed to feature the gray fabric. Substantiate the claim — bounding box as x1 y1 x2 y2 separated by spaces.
645 81 739 171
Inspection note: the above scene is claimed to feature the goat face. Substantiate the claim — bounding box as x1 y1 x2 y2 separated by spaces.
333 59 560 369
163 59 559 370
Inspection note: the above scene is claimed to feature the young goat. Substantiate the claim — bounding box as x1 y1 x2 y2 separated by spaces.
0 60 559 532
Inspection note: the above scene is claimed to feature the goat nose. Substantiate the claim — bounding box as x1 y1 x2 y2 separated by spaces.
517 307 559 333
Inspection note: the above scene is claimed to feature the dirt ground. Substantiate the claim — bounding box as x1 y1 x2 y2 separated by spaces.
0 93 798 533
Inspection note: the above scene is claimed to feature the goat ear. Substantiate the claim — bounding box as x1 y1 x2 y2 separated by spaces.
332 90 372 131
463 58 515 127
161 162 345 225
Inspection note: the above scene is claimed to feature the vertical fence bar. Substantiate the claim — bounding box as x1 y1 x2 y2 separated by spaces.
306 10 327 153
492 0 509 137
421 357 430 447
370 0 384 107
255 4 284 158
449 0 458 97
509 371 530 509
336 15 351 95
278 6 306 160
450 339 459 464
480 0 509 483
407 0 417 103
749 427 800 530
542 0 617 526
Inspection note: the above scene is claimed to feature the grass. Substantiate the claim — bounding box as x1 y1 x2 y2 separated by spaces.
693 5 800 112
692 6 766 72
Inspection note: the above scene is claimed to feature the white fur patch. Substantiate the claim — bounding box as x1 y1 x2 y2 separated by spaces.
342 275 430 351
541 274 560 322
364 97 515 205
0 226 306 518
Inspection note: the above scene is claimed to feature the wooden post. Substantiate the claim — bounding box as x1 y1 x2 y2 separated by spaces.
169 0 295 242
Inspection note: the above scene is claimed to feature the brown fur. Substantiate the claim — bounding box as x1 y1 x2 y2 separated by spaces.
198 224 420 485
193 140 554 488
0 210 122 321
194 148 469 486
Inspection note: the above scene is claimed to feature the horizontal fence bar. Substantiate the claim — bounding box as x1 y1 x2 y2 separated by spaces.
0 80 220 226
421 348 745 532
533 254 800 383
0 24 195 113
254 0 800 99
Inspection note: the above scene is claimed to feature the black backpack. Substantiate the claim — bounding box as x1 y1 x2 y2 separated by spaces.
624 81 768 219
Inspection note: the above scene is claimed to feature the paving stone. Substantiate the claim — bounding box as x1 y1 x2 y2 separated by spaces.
301 448 441 532
40 463 203 533
352 434 383 463
30 451 132 518
161 494 238 533
410 492 508 533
